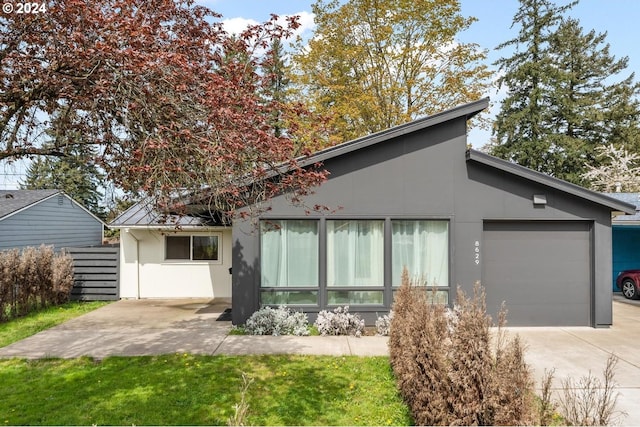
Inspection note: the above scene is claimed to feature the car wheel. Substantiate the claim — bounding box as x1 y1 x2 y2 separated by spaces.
621 278 638 300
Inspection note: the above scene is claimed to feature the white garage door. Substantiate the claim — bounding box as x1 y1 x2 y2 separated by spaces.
482 221 592 326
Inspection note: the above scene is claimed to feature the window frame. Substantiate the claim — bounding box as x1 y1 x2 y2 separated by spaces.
164 233 222 263
259 219 320 306
257 216 452 311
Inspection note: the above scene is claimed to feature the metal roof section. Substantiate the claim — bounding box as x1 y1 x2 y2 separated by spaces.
109 198 224 229
466 149 637 215
298 97 489 168
0 189 61 220
605 193 640 224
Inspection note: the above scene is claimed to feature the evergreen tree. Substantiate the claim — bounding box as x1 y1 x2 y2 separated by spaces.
492 0 640 185
21 145 105 219
261 38 290 138
491 0 576 175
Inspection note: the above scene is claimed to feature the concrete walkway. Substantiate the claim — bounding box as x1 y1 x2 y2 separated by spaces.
1 296 640 425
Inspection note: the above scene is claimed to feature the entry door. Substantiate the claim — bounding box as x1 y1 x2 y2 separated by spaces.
482 221 592 326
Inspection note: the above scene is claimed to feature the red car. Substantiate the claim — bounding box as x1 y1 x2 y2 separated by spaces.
616 270 640 299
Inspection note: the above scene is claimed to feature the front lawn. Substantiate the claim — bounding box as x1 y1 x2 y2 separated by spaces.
0 301 109 348
0 354 412 426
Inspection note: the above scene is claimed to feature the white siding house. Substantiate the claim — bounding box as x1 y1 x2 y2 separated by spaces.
111 202 232 300
0 190 103 251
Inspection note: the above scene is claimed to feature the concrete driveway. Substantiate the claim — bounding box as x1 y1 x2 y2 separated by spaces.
1 296 640 425
511 294 640 426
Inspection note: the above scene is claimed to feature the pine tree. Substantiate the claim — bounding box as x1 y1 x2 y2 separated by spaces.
491 0 576 175
21 145 105 219
492 0 640 185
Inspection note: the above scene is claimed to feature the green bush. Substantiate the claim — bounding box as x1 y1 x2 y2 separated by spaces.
0 245 74 322
389 268 535 425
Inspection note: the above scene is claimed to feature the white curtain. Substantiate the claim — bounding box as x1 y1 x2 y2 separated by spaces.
392 220 448 286
327 220 384 286
261 220 318 287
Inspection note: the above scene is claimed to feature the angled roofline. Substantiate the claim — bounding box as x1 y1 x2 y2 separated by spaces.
110 98 491 228
466 149 637 214
0 190 105 225
298 97 489 168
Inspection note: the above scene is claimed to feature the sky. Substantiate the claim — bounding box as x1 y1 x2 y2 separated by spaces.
2 0 639 189
198 0 640 146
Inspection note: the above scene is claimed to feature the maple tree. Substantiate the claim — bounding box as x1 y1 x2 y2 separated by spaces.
291 0 492 142
0 0 328 222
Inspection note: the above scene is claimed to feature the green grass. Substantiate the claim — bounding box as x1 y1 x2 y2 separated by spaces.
0 355 412 426
0 301 109 348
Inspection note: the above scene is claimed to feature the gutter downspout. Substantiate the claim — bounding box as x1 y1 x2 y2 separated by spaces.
124 228 141 299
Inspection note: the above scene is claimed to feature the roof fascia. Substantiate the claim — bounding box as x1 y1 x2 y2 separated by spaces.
466 149 637 215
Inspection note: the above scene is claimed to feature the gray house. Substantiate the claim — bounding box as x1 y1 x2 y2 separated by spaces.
232 98 636 327
0 189 103 251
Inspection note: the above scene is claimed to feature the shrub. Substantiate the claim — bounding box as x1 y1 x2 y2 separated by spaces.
0 245 74 322
556 354 626 426
375 311 393 336
314 306 365 337
244 306 309 336
389 268 535 426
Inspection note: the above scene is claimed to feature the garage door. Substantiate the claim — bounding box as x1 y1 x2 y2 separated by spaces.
482 221 592 326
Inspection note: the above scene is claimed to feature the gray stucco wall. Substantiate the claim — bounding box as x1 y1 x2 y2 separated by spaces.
0 194 103 251
233 116 614 327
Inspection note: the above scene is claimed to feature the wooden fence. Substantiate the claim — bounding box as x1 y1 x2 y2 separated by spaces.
64 246 120 301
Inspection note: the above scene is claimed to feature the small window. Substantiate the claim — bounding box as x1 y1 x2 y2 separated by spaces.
165 234 220 261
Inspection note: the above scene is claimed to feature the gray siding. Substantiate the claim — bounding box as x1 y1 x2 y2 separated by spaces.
233 115 615 327
0 194 102 251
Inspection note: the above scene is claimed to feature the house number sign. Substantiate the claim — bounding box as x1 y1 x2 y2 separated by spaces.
474 241 480 265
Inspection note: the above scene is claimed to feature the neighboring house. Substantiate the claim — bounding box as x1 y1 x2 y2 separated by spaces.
111 98 635 327
603 193 640 288
110 202 232 300
0 189 104 251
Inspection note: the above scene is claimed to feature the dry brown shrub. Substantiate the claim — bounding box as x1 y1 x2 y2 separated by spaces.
52 251 74 304
0 249 20 321
389 270 535 426
558 354 626 426
0 246 75 321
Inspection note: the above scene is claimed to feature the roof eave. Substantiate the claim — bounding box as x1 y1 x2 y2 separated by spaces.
466 149 637 215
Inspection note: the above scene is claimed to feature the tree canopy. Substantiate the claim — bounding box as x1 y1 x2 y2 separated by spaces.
0 0 328 222
21 145 105 218
291 0 492 142
491 0 640 185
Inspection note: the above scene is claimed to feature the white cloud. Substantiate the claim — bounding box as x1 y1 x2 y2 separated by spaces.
222 17 259 35
221 11 315 40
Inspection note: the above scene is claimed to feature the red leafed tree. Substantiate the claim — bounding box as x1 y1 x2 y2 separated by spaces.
0 0 329 222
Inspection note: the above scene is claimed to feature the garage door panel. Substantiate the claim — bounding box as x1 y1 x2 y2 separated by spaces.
483 221 591 326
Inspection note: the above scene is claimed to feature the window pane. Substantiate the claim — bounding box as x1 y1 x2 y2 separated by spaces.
193 236 219 260
327 220 384 286
166 236 190 260
327 290 384 305
261 290 318 305
261 220 319 287
392 220 449 286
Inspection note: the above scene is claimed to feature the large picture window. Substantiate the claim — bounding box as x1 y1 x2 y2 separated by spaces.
327 220 384 287
165 234 220 261
392 220 448 286
261 220 319 287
